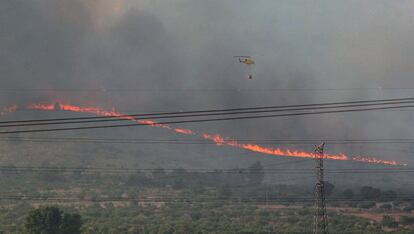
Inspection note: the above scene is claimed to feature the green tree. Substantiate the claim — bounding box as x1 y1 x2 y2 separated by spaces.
360 186 381 200
400 216 414 225
381 215 398 228
60 213 82 234
24 207 81 234
343 189 354 200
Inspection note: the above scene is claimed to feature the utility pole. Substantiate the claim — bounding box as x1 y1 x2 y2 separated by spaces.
313 142 328 234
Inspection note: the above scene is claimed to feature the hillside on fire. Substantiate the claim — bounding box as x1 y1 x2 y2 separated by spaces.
1 0 414 233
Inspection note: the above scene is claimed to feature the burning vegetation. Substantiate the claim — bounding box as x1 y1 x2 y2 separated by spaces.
21 102 403 166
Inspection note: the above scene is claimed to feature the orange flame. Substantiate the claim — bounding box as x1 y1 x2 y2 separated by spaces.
202 133 348 160
352 156 403 166
175 128 196 135
22 102 406 166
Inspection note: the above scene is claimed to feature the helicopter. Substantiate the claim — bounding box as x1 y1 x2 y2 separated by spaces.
234 56 256 79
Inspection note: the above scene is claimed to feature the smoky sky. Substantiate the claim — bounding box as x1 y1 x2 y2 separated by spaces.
1 0 414 164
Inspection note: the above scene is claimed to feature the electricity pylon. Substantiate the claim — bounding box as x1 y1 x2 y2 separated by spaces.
313 142 328 234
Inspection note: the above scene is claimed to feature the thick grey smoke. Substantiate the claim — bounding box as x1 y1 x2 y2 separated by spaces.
0 0 181 107
1 0 414 167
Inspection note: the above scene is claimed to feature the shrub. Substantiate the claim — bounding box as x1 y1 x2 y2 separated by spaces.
381 215 398 228
400 216 414 225
24 206 82 234
360 186 381 200
379 204 392 210
403 205 414 213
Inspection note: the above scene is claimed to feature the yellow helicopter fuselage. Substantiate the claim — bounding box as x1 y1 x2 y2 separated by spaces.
241 58 255 65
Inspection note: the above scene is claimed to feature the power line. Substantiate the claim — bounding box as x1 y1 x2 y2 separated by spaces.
0 166 410 174
14 108 414 113
3 136 414 145
1 87 414 92
2 103 414 134
0 195 411 203
4 99 414 128
2 97 413 125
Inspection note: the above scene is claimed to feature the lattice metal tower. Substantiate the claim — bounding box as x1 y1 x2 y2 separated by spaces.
313 142 329 234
